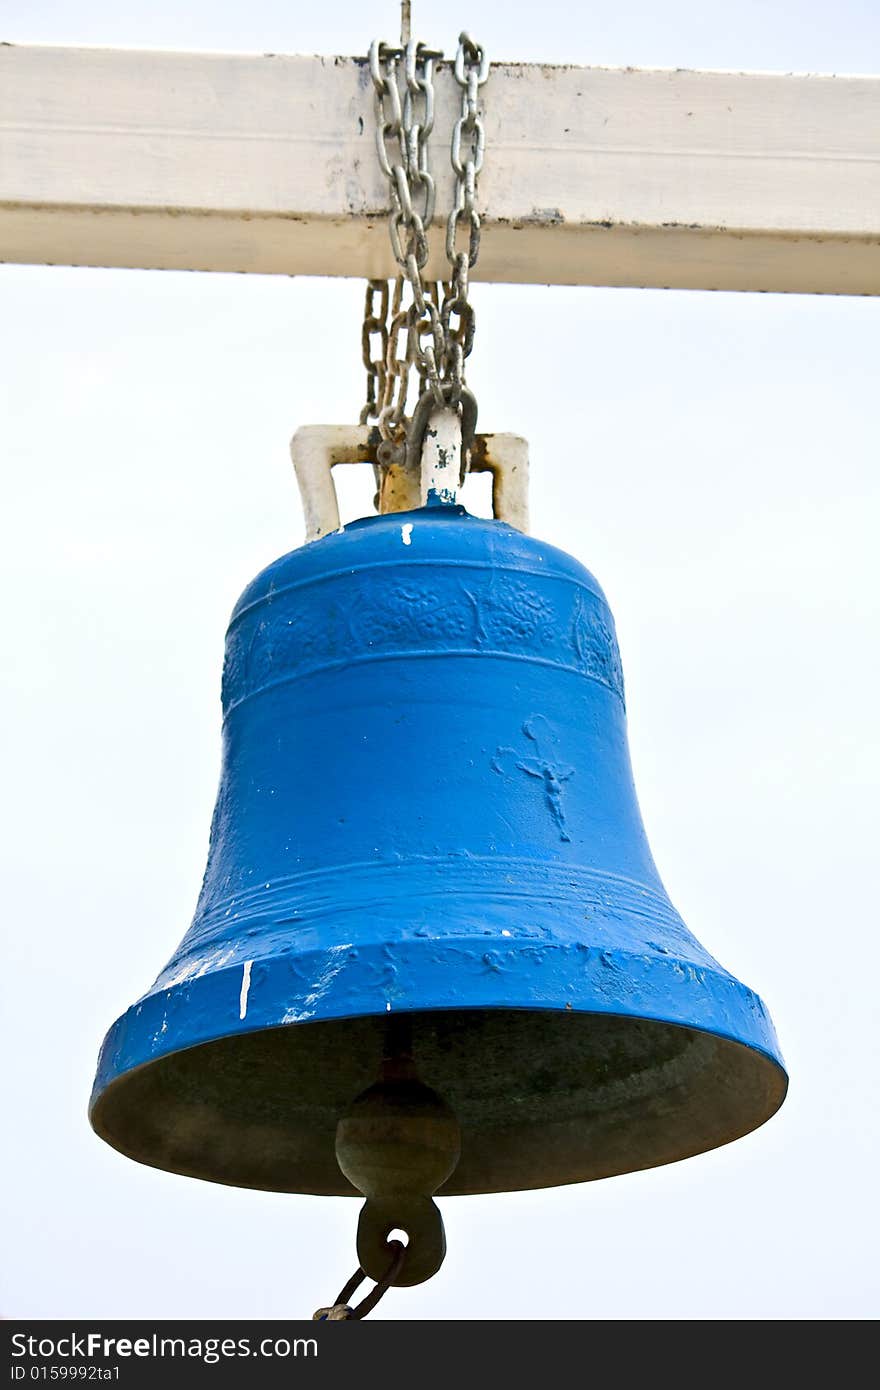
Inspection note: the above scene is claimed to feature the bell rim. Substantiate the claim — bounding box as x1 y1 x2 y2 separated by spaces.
90 939 787 1197
90 1004 787 1197
92 941 785 1091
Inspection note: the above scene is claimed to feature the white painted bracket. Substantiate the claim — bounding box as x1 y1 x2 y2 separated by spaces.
290 426 530 542
469 434 530 534
290 425 374 542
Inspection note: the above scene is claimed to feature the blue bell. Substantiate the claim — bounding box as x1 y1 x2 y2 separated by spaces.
90 501 786 1220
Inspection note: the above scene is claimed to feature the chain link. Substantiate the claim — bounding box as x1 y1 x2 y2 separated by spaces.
361 33 488 451
313 1240 406 1321
358 280 389 426
443 32 489 408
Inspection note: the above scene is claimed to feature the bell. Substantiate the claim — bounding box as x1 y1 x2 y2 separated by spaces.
90 502 786 1262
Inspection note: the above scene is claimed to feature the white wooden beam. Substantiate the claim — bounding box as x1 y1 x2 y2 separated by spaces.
1 44 879 294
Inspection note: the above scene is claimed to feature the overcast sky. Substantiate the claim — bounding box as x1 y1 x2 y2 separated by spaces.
1 0 878 1320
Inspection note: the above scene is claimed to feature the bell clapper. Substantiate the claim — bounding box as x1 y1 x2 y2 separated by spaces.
315 1017 460 1317
333 1016 461 1301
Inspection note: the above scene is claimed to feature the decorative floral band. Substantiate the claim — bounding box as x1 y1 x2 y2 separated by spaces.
221 565 625 712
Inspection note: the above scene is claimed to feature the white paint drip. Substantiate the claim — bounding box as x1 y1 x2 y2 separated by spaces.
386 1000 392 1011
401 523 413 546
282 943 353 1024
239 959 253 1020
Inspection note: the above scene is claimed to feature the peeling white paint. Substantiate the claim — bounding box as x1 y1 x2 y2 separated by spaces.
197 946 235 979
386 1000 392 1012
282 943 353 1024
420 407 462 505
160 961 194 989
501 929 512 937
401 523 413 546
239 959 253 1019
162 945 236 991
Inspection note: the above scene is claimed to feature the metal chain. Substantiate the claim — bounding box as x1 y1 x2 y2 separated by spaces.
362 32 488 457
366 38 442 449
358 279 389 427
313 1240 406 1321
443 33 489 407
